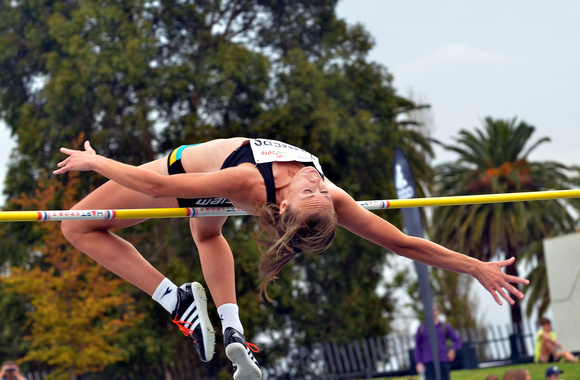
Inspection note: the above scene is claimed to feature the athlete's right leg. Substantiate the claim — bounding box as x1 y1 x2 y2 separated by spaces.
60 178 171 295
60 158 215 360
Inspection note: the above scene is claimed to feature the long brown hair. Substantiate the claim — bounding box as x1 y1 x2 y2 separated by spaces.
255 202 337 301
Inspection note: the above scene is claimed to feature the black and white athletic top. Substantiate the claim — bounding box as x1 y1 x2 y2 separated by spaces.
167 138 323 208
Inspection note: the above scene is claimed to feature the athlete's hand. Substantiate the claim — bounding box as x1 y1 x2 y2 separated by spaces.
53 140 99 175
473 257 529 306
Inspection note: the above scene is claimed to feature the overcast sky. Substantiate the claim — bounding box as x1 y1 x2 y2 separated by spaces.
337 0 580 167
335 0 580 330
1 0 577 329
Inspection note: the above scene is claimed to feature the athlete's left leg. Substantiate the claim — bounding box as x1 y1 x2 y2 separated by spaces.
191 218 262 379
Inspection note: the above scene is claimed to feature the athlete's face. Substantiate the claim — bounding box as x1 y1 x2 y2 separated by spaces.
280 166 333 215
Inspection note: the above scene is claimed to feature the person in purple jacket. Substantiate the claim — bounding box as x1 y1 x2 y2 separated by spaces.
414 304 462 380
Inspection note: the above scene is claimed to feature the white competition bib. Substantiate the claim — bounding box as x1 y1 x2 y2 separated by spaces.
250 138 324 175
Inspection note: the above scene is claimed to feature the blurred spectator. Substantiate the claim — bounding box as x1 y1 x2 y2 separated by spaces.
0 362 26 380
545 366 563 380
414 304 462 380
534 317 578 363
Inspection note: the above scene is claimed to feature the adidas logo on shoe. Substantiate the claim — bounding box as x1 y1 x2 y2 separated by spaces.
172 282 216 362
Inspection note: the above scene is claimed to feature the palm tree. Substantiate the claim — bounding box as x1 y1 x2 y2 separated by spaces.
431 117 579 347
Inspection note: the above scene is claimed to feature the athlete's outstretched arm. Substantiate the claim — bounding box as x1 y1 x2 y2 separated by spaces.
329 185 529 306
53 141 247 201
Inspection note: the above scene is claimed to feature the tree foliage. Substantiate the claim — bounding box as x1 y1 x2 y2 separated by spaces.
0 0 434 373
393 264 479 333
431 117 580 328
1 171 142 379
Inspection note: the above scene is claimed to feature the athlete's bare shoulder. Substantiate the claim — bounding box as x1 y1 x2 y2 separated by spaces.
221 164 269 211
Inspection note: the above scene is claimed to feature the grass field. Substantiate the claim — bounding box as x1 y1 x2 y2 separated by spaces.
384 362 579 379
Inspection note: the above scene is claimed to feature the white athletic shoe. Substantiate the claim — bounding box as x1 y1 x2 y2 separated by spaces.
224 327 262 380
172 282 216 362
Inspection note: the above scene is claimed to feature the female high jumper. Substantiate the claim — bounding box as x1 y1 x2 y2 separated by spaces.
54 137 529 380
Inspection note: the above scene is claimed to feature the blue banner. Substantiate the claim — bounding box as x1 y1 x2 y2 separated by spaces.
393 148 441 380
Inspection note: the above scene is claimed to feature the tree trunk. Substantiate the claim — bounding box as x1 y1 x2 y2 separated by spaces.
505 259 527 356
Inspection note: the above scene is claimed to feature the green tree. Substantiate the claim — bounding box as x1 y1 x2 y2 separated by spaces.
1 172 142 380
0 282 29 365
431 117 579 338
0 0 434 373
394 265 479 332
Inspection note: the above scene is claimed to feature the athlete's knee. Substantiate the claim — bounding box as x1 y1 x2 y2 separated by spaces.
192 230 223 245
61 220 87 244
189 220 224 244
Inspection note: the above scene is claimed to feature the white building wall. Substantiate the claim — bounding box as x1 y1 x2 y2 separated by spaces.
543 232 580 352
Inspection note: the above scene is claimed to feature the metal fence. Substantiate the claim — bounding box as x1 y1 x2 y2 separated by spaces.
456 320 536 366
20 322 538 380
262 321 537 379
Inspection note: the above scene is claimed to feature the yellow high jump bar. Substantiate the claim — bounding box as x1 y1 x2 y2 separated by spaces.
0 189 579 222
